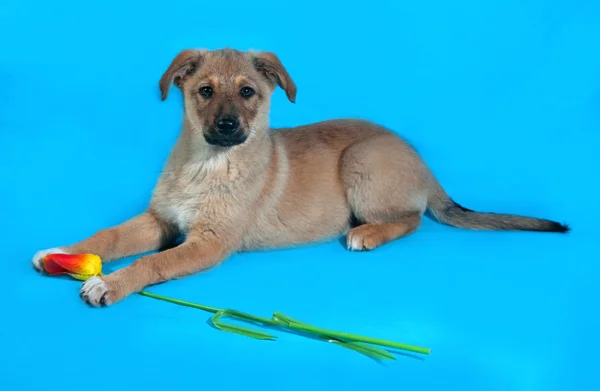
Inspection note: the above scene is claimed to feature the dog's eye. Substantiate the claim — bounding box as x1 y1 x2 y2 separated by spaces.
199 86 213 98
240 86 255 99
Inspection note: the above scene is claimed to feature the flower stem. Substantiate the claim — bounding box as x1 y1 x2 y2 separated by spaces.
138 291 220 313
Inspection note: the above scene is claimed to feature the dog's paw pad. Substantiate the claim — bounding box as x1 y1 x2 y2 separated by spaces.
32 247 67 272
80 277 112 307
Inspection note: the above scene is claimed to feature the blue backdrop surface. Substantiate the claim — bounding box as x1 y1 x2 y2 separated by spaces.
1 0 598 390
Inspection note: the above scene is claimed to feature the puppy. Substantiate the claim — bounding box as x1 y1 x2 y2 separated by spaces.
32 48 568 306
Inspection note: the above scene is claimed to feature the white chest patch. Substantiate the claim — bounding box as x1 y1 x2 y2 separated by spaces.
161 202 199 233
152 154 229 233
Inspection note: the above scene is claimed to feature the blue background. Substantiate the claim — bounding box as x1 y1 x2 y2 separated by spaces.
1 0 598 390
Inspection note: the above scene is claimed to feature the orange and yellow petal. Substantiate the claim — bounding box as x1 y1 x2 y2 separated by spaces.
42 253 102 277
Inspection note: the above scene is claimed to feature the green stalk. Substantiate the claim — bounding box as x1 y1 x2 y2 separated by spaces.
138 291 220 313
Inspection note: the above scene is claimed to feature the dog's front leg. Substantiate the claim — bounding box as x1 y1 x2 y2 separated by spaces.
79 225 236 307
32 211 174 271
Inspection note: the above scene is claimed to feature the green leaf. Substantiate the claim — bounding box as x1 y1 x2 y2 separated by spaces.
211 310 277 341
272 312 303 327
284 320 430 355
213 322 277 340
272 312 395 360
328 340 395 360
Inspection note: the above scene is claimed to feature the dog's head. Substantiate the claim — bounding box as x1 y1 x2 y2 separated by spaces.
159 48 296 147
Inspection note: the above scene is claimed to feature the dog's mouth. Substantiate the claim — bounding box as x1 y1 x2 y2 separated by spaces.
203 130 248 147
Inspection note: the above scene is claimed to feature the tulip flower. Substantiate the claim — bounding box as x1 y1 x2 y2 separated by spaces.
42 253 102 281
41 252 430 360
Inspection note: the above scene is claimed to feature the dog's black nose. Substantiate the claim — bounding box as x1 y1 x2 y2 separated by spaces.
215 116 239 134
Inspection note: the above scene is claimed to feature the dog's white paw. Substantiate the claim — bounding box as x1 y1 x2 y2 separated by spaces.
80 277 111 307
32 247 68 272
347 234 364 251
346 225 380 251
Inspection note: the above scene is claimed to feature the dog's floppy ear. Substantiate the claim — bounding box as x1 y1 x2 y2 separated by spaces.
159 49 205 101
251 52 297 103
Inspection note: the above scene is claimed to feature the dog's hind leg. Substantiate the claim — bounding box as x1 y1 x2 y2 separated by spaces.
346 214 421 251
341 133 430 251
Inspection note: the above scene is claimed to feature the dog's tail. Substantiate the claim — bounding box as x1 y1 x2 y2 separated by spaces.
426 179 569 233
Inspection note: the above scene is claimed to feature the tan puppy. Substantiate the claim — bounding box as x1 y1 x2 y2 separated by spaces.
32 48 568 306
